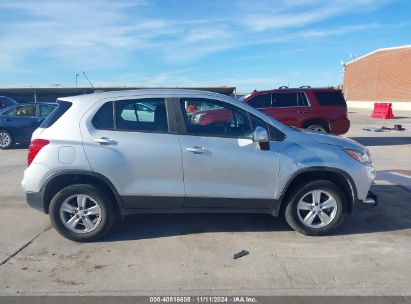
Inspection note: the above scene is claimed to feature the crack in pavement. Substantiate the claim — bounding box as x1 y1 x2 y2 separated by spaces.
0 225 52 266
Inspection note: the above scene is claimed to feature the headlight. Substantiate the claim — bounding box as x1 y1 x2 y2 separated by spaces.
343 148 371 164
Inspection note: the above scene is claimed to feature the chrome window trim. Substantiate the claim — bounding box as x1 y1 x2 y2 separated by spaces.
254 91 312 109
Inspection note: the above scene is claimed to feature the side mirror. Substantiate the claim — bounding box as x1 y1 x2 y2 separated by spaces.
253 126 269 143
253 126 270 151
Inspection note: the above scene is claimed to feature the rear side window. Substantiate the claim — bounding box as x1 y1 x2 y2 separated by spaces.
92 102 114 130
247 93 271 108
297 92 309 106
272 92 298 107
115 98 169 133
39 104 57 118
40 101 72 128
314 91 346 106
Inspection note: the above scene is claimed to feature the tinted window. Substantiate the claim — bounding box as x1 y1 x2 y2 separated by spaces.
39 104 56 118
297 92 309 107
314 91 346 106
7 105 36 117
115 99 168 132
247 94 271 108
249 115 267 131
272 93 298 107
40 101 72 128
182 98 252 138
92 102 114 130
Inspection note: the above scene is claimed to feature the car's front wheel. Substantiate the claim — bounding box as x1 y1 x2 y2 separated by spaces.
285 180 346 235
49 184 115 242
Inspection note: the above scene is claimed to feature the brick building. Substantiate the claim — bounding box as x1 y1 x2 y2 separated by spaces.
343 45 411 107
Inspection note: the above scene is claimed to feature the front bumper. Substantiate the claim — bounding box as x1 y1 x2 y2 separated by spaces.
354 191 378 211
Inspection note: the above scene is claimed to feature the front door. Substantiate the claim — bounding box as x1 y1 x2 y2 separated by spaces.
178 97 280 209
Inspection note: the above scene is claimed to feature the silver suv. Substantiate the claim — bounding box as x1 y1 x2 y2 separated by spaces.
22 89 377 241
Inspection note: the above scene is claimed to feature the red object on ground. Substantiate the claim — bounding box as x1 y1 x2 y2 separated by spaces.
371 103 394 119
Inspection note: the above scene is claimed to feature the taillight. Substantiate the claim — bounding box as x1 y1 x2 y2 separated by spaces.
28 139 50 166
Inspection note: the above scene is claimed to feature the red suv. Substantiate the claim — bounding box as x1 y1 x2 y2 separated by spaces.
240 87 350 134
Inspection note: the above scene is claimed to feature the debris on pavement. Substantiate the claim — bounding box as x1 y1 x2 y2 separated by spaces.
363 124 405 132
233 250 249 259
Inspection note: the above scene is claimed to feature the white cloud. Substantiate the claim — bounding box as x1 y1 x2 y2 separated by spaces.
0 0 393 78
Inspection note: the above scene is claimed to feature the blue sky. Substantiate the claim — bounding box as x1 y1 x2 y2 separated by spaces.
0 0 410 92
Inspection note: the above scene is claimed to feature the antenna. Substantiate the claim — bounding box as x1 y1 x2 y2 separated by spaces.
82 71 94 88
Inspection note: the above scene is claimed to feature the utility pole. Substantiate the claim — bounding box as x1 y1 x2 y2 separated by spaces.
76 73 79 87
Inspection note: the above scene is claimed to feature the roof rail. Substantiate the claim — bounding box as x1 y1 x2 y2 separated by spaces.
278 86 289 89
299 85 311 88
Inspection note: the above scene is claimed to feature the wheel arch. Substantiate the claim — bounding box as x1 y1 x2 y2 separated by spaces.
275 167 357 216
301 119 330 132
42 170 123 214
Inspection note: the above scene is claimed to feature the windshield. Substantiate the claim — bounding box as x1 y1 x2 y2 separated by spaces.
0 96 18 109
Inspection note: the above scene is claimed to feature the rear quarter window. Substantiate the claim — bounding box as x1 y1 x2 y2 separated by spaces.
40 101 72 128
314 91 346 106
92 102 114 130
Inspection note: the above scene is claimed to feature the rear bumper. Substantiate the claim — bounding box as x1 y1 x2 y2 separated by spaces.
330 117 350 135
354 191 378 211
25 190 47 213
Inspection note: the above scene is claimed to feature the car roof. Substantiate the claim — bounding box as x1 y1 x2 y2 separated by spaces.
16 102 56 106
58 88 233 106
249 87 340 95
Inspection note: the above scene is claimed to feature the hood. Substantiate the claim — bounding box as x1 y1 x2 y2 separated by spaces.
307 130 365 151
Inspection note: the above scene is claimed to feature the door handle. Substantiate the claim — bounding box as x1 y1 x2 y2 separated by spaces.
94 137 118 145
186 146 208 154
298 110 308 114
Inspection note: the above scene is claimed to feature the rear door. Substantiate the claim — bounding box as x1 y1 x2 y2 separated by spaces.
81 97 185 209
177 97 280 209
268 92 310 127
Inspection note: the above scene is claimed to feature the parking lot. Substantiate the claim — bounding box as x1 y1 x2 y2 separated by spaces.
0 108 410 296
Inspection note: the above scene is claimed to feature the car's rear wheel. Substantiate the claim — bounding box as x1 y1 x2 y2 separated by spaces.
0 130 13 149
49 184 115 242
285 180 346 235
306 124 328 133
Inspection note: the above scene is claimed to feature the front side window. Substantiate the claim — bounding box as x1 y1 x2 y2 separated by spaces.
8 105 37 117
247 93 271 108
115 98 168 132
181 98 252 138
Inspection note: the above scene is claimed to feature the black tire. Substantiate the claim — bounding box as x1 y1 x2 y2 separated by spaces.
284 180 346 236
49 184 115 242
0 129 13 149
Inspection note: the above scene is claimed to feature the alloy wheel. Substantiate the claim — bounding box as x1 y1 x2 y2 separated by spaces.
59 194 102 234
307 125 327 133
0 132 11 148
296 190 338 228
